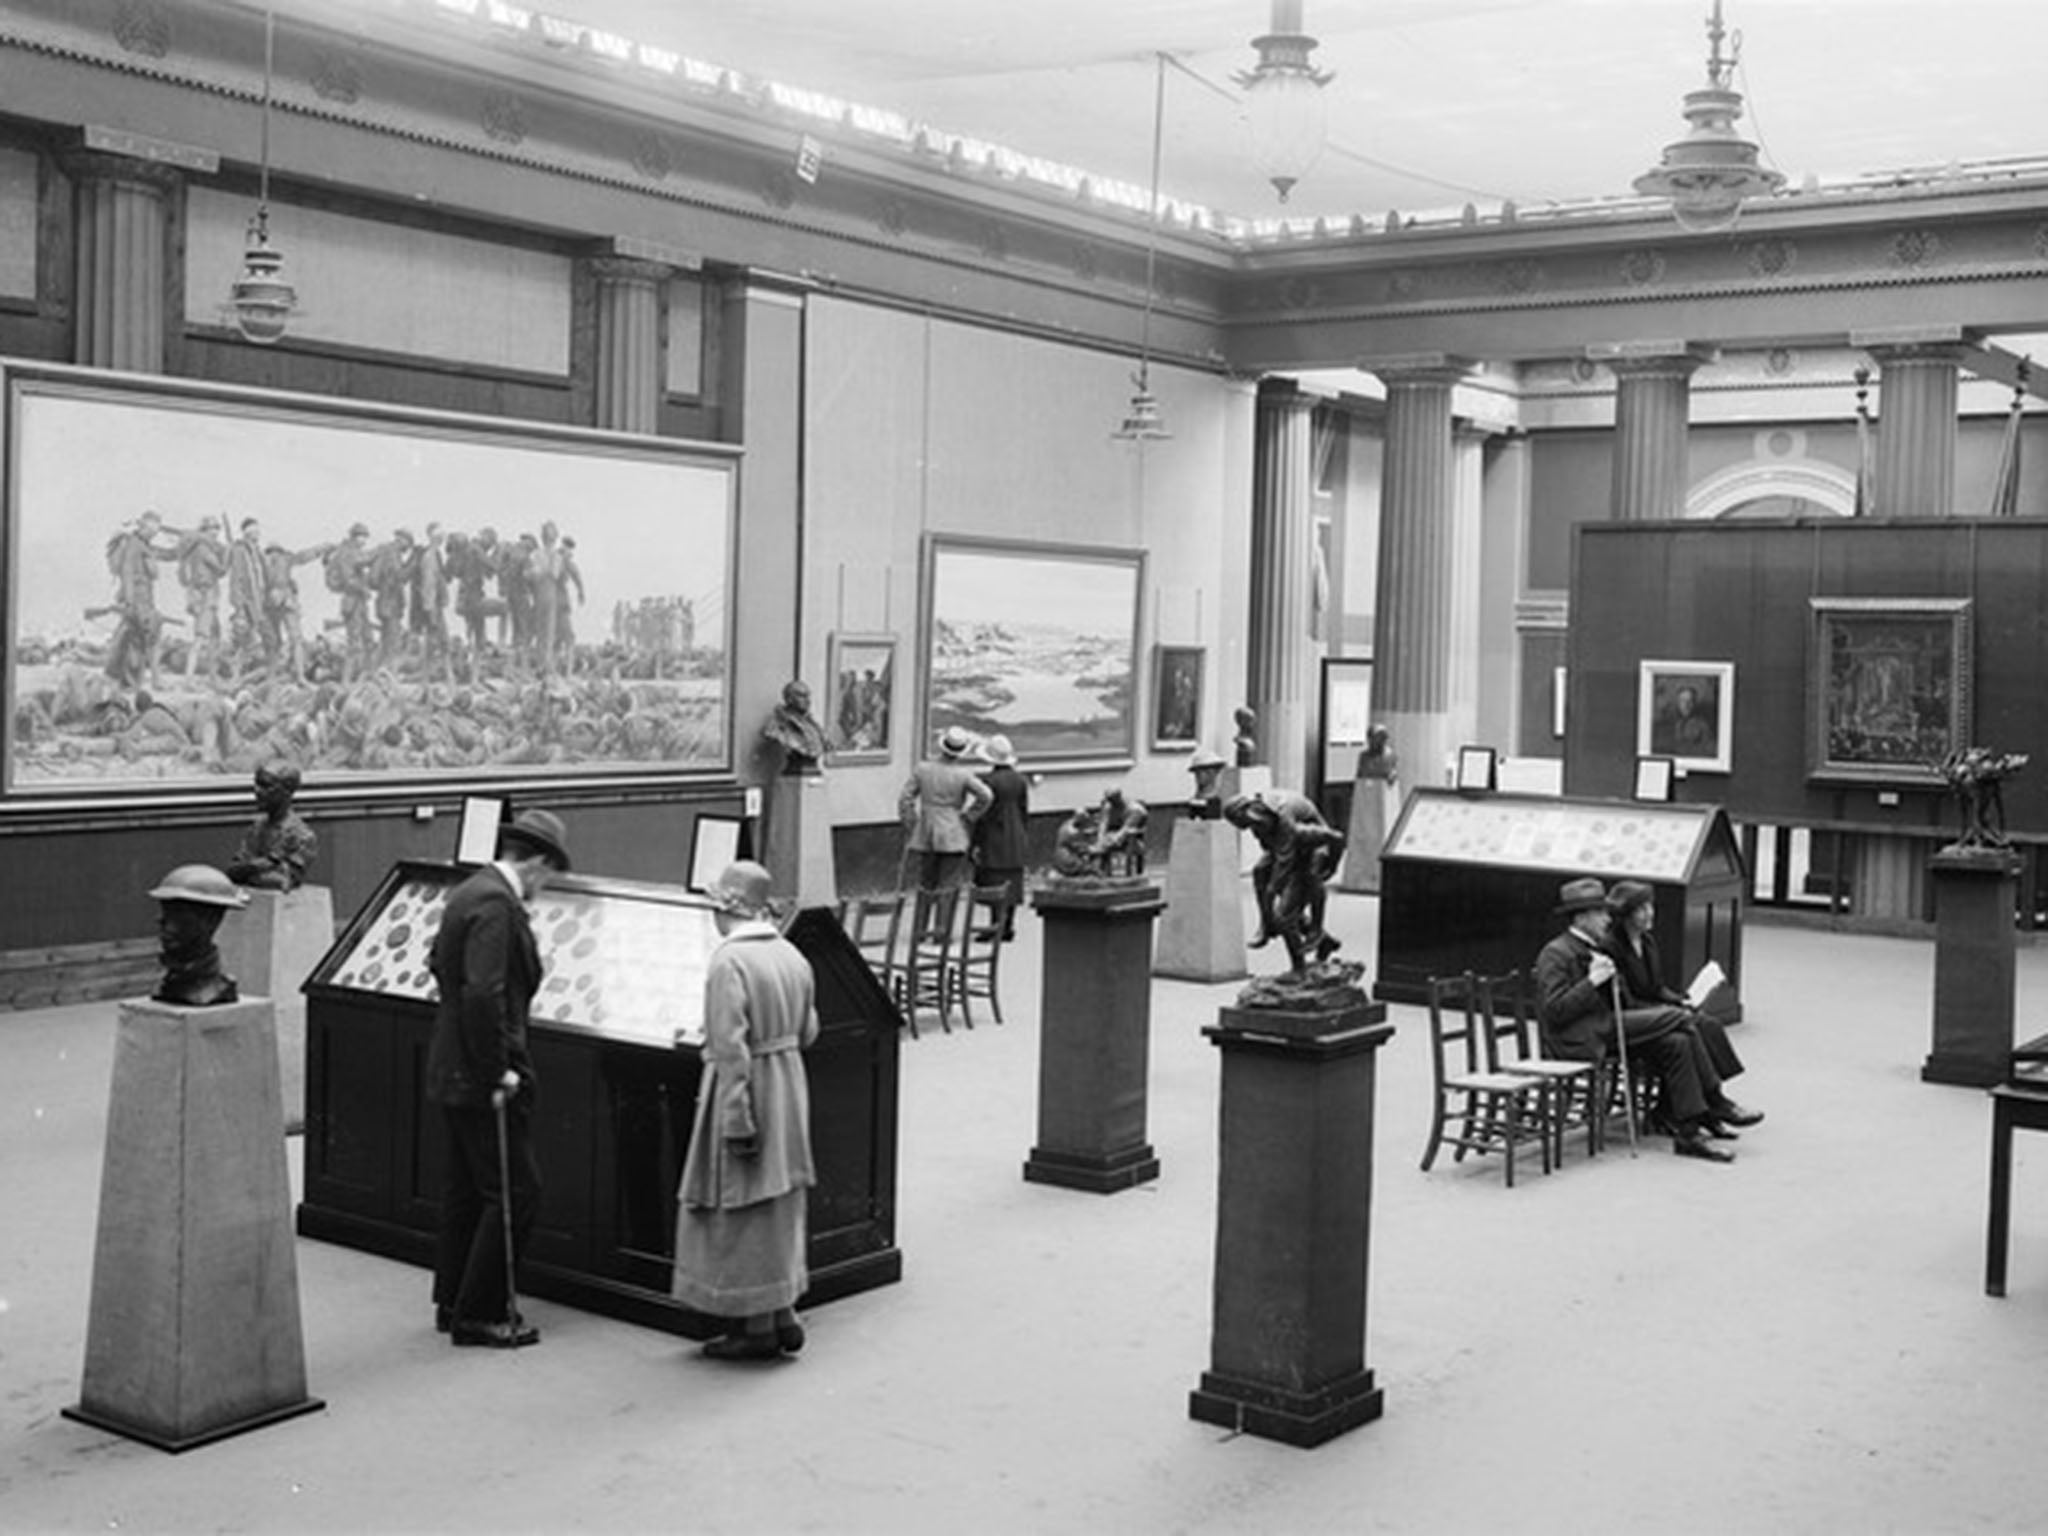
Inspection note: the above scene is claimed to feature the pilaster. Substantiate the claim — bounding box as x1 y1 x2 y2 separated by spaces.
62 151 182 372
590 254 670 434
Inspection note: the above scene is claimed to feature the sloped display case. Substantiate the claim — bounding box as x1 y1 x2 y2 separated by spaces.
1375 789 1745 1010
299 861 901 1338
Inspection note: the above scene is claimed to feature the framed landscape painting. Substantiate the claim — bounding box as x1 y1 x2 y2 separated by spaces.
2 362 737 803
919 536 1143 766
1808 597 1971 786
1637 660 1734 775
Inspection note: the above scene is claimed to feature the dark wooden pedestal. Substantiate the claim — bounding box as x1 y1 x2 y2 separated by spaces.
1024 880 1167 1193
1925 849 2022 1088
1190 998 1393 1448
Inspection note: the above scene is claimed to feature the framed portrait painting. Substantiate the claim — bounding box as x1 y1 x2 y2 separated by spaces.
919 536 1143 766
1808 597 1971 786
1150 645 1204 751
825 632 896 764
1637 660 1734 775
2 362 738 803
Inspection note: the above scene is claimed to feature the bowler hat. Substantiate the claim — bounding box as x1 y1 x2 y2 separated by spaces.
1553 876 1608 914
706 859 774 918
499 808 572 871
939 725 973 759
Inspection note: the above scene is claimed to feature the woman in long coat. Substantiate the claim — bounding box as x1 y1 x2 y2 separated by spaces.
673 860 819 1360
972 734 1030 939
1604 879 1755 1100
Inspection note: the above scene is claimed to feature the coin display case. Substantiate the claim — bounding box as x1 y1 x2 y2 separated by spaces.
1375 789 1745 1010
299 861 901 1338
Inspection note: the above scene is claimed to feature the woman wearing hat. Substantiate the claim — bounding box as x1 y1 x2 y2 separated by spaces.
972 735 1029 940
1533 876 1751 1163
897 725 993 895
1605 880 1758 1112
673 861 819 1360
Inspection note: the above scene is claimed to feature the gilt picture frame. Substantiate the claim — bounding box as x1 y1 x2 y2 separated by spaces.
1150 644 1204 751
824 632 896 765
1807 597 1971 786
1637 660 1735 775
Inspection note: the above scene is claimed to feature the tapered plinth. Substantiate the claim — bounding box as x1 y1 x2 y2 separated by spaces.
217 884 334 1133
1155 818 1247 983
1190 997 1393 1447
1025 880 1166 1192
65 996 321 1452
1925 849 2022 1087
764 772 838 912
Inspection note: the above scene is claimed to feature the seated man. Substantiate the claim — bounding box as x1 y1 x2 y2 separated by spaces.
1533 877 1760 1165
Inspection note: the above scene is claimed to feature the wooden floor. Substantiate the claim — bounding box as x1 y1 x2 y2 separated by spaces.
5 894 2048 1533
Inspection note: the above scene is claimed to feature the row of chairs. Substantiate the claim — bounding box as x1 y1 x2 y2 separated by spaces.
838 886 1015 1037
1422 969 1658 1187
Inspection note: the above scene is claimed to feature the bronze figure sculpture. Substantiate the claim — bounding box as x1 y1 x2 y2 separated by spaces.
227 761 317 892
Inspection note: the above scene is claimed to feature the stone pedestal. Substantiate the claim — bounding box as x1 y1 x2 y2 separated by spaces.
764 773 838 911
1336 780 1394 894
1024 880 1167 1192
1924 848 2022 1087
1155 819 1247 983
1190 997 1393 1448
217 885 334 1132
65 996 322 1451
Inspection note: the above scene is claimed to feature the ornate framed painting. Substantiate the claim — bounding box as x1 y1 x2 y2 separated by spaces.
1150 644 1203 751
1637 660 1735 775
825 632 896 764
919 536 1143 767
1807 597 1971 786
2 362 738 805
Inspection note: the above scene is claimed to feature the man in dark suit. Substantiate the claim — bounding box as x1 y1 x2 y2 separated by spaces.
426 807 572 1347
1533 876 1745 1164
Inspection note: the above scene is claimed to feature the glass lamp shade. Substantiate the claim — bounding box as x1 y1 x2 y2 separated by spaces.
1241 65 1329 203
1112 385 1172 442
1634 82 1783 234
228 210 296 344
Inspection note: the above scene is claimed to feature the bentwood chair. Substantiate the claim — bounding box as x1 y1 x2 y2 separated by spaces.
1422 971 1551 1188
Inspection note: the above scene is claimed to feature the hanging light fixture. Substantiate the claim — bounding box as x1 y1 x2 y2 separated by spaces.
226 3 296 344
1632 0 1783 233
1113 52 1172 444
1235 0 1332 204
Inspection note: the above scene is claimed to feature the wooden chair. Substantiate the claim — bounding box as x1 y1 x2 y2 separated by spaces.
948 885 1013 1027
895 886 964 1035
840 890 909 1029
1421 971 1551 1187
1476 968 1602 1164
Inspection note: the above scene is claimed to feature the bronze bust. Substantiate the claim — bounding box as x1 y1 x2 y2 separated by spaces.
227 761 317 892
149 863 250 1006
762 679 830 776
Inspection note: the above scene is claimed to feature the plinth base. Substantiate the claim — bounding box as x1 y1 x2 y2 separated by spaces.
63 1392 324 1455
1155 818 1246 982
1189 1366 1383 1448
1022 1142 1159 1193
765 774 838 912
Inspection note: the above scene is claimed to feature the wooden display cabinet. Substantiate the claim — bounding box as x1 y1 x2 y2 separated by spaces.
299 861 901 1338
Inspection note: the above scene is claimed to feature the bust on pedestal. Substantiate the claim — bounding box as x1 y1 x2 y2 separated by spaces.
760 679 838 911
1926 747 2030 1087
1156 749 1246 982
1337 724 1399 895
65 866 321 1451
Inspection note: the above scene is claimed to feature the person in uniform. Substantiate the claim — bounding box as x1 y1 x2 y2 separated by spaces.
672 861 819 1361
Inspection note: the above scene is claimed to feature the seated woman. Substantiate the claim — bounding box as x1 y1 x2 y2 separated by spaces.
1604 879 1762 1127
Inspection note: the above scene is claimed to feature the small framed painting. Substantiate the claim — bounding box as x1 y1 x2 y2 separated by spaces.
1150 644 1204 751
1637 660 1734 775
825 632 897 764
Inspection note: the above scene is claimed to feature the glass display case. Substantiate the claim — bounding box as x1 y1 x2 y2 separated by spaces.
299 861 901 1338
1375 789 1745 1009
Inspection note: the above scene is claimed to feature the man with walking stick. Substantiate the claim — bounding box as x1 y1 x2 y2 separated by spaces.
426 807 572 1346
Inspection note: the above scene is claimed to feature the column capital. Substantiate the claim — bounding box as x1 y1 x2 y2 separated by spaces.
1366 353 1473 389
586 254 673 289
1593 341 1717 381
56 149 186 198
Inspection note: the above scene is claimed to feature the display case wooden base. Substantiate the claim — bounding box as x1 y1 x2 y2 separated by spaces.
298 863 900 1340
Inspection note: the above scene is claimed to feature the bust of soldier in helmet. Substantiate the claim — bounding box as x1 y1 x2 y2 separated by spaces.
149 863 250 1007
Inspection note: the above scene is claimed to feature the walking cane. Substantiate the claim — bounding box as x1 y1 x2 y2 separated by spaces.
1608 974 1640 1157
492 1084 519 1328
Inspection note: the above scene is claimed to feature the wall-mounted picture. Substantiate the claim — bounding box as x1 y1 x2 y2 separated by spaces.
825 632 896 763
1637 660 1735 774
3 364 737 800
1808 597 1972 786
1150 644 1204 751
1633 755 1677 803
920 536 1143 765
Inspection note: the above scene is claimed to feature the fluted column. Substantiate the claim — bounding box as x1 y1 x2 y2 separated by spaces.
591 256 670 434
1246 380 1317 792
1605 344 1713 521
1861 332 1963 517
1371 356 1470 790
64 152 180 373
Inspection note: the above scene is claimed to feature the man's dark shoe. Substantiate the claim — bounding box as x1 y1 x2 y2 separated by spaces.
1702 1119 1740 1141
776 1318 806 1355
1714 1101 1765 1128
451 1317 541 1348
702 1332 782 1362
1672 1129 1735 1163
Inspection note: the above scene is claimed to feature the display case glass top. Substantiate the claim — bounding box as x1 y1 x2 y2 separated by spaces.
312 861 720 1047
1384 789 1724 882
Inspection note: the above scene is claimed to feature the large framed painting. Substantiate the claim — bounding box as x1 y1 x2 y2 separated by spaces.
2 364 738 803
1636 660 1734 775
1808 597 1972 786
1150 644 1203 751
825 631 896 764
919 536 1143 766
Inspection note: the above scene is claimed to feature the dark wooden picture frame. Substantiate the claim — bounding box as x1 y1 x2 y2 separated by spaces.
1150 644 1204 751
1808 597 1972 786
